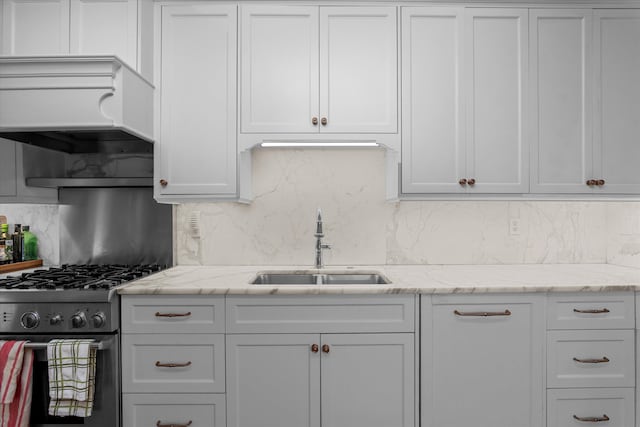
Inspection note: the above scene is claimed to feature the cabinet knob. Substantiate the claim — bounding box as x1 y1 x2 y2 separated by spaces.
586 179 596 186
321 117 328 126
596 179 605 186
458 178 467 185
160 179 168 187
311 344 319 353
322 344 330 353
467 178 476 185
312 117 318 125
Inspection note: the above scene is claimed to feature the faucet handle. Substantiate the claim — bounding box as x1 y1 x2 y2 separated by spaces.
316 209 324 234
321 243 332 250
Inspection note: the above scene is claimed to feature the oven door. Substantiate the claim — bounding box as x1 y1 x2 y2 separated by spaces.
4 334 119 427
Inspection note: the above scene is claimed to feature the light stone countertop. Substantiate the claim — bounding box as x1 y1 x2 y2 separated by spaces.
117 264 640 295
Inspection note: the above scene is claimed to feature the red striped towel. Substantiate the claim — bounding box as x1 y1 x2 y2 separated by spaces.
0 341 33 427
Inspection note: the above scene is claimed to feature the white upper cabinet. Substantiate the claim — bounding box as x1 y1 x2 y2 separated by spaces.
530 10 592 194
240 5 397 136
319 7 397 134
402 7 528 194
2 0 137 69
593 9 640 194
401 7 465 194
70 0 137 67
2 0 70 55
465 8 528 193
530 9 640 194
154 3 237 199
240 6 319 133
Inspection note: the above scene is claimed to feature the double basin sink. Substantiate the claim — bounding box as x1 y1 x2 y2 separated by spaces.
251 271 390 285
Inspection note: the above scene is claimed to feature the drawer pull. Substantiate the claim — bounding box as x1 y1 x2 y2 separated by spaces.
155 312 192 318
572 414 610 423
573 308 610 314
572 356 610 364
155 361 192 368
453 309 511 317
156 421 192 427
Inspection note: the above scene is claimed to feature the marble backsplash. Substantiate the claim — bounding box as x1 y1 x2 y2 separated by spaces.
175 148 640 268
1 149 638 268
0 204 60 265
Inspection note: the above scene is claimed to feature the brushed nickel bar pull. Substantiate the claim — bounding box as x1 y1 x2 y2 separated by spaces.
573 414 610 422
155 361 192 368
156 421 192 427
155 312 192 318
573 356 610 364
453 309 511 317
573 308 610 314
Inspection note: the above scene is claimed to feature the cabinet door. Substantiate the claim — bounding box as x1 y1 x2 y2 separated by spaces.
156 4 237 196
423 295 544 427
321 333 414 427
240 6 319 133
593 10 640 194
2 0 69 55
320 7 398 133
401 7 465 194
226 334 320 427
530 10 593 194
70 0 137 67
0 139 16 197
465 9 528 193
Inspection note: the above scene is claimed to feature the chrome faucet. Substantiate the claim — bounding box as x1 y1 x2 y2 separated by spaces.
314 209 331 268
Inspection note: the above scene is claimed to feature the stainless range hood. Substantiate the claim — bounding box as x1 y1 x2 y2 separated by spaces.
0 56 154 154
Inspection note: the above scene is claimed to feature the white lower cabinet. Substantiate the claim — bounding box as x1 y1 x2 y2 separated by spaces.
121 296 227 427
225 295 415 427
123 394 226 427
226 333 414 427
421 294 544 427
546 293 635 427
547 388 634 427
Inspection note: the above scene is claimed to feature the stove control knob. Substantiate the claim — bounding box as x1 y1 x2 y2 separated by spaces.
20 312 40 329
91 312 106 328
71 312 87 329
49 314 63 326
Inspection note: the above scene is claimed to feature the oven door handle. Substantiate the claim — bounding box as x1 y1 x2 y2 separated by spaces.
24 341 105 350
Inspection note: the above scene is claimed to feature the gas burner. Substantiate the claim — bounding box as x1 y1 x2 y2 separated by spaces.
0 264 166 291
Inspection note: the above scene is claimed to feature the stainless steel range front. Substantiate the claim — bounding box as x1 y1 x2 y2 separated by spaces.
0 265 164 427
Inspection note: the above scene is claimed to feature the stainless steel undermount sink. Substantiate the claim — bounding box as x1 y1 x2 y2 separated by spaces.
251 271 391 285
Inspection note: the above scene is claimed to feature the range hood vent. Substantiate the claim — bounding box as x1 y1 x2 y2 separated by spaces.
0 56 154 154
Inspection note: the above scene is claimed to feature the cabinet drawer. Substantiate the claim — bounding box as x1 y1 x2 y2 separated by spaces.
123 394 225 427
122 334 225 393
226 295 415 333
547 293 634 330
122 295 225 333
547 330 635 388
547 388 634 427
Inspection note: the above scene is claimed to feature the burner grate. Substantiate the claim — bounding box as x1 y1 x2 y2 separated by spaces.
0 264 165 291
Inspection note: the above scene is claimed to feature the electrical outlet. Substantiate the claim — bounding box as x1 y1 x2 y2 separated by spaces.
509 218 521 236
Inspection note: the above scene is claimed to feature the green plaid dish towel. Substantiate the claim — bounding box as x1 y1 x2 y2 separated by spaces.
47 339 96 417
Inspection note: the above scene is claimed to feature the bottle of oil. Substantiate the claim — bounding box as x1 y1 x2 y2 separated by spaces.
1 223 12 263
0 223 7 264
22 225 37 261
12 224 23 263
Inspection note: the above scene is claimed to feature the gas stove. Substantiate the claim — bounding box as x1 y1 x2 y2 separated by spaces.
0 264 165 333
